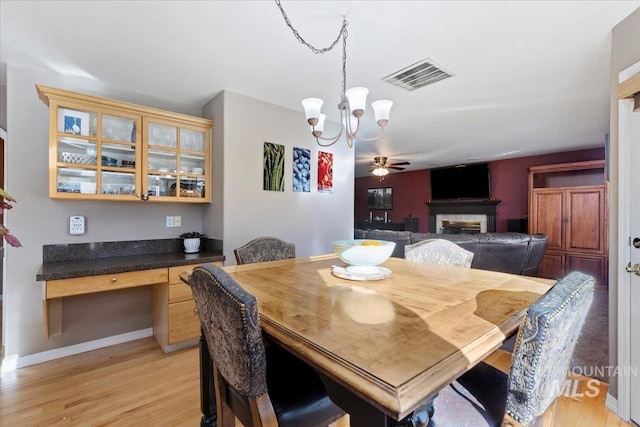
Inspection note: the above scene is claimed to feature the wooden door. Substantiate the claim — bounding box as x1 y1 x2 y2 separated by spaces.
530 190 564 251
566 188 605 254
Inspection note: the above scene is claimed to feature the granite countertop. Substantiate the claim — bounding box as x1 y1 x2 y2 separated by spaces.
36 238 225 281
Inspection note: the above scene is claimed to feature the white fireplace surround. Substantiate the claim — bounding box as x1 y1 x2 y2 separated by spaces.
436 214 487 233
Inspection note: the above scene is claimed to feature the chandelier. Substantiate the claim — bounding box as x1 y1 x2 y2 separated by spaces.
275 0 393 148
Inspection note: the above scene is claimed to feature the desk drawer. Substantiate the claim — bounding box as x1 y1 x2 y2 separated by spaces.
169 264 201 284
169 283 193 304
168 300 200 344
47 268 168 299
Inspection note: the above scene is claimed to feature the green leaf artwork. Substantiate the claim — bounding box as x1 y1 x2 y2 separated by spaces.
263 142 285 192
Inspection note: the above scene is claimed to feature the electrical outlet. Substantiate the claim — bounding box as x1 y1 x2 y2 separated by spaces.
174 216 182 227
70 215 86 235
166 216 174 227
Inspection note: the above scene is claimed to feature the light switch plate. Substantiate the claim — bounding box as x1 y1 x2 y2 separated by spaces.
70 215 86 235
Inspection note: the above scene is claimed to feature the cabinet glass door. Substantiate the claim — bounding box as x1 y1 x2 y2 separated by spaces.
146 122 178 199
99 114 139 197
144 121 207 200
177 128 207 199
55 107 99 194
53 104 141 199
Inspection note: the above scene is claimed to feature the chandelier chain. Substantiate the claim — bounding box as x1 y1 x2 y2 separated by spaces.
275 0 349 95
275 0 347 54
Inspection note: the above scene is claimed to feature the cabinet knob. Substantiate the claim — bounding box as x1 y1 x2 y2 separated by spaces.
111 277 117 283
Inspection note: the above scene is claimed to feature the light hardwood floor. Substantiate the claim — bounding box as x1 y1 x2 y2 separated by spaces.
0 338 633 427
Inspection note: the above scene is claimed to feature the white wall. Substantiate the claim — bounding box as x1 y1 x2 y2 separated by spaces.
207 91 354 264
3 63 208 358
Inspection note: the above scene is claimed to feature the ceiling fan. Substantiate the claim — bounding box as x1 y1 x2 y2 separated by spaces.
369 156 410 177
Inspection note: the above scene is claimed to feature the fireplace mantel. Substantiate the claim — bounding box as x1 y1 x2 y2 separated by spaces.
425 199 501 232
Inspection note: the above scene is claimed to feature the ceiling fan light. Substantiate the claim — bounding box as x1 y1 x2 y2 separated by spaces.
345 87 369 116
372 167 389 177
301 98 324 124
372 100 393 126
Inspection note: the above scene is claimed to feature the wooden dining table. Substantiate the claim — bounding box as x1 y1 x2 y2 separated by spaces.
193 254 555 427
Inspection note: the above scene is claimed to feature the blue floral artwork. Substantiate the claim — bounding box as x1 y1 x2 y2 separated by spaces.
293 147 311 192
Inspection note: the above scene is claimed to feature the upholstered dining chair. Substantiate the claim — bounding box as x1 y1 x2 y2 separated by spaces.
234 236 296 265
404 238 474 268
186 263 346 427
428 271 595 427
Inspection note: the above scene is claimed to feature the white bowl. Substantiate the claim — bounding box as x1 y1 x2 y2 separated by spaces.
332 239 395 272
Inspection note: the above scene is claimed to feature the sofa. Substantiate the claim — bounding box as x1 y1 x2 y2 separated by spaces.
354 229 548 277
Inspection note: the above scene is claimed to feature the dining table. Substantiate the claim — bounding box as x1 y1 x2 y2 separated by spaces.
189 254 555 427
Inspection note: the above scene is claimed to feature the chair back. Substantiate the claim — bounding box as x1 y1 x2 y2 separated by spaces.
189 263 268 398
234 236 296 265
506 271 594 424
404 238 474 268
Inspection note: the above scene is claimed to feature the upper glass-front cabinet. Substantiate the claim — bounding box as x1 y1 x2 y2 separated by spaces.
37 85 212 203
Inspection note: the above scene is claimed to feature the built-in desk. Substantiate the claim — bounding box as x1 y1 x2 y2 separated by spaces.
36 238 224 351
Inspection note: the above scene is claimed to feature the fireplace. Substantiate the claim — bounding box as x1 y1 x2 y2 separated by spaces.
441 219 483 234
425 200 500 233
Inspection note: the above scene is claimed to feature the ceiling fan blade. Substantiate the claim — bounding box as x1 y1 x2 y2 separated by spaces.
388 162 411 166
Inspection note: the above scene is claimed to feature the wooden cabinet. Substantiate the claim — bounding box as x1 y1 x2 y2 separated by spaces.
36 85 213 203
529 160 608 286
153 262 223 353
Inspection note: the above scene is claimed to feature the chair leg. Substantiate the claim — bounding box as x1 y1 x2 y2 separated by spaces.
330 414 351 427
213 367 237 427
199 333 217 427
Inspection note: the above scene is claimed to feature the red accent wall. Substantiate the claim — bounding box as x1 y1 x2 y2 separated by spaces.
354 148 605 233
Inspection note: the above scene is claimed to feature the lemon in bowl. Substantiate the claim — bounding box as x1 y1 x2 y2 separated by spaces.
332 239 396 274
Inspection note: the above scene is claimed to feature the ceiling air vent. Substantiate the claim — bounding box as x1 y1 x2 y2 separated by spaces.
382 58 453 91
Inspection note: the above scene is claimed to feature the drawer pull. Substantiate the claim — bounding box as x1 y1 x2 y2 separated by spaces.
111 277 117 282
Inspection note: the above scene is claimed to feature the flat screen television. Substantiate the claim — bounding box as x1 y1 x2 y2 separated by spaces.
430 163 491 200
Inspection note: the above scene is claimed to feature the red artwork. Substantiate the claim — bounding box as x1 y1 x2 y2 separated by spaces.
317 151 333 193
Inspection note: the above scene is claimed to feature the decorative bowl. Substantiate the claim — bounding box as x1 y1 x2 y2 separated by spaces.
332 239 395 273
59 152 97 165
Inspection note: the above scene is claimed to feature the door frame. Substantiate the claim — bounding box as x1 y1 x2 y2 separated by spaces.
616 64 640 422
0 126 5 353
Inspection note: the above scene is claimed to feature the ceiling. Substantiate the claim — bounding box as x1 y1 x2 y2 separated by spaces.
2 1 639 177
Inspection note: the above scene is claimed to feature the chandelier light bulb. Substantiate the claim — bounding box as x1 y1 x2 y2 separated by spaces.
372 100 393 127
342 115 359 136
345 87 369 118
301 98 324 126
310 113 326 138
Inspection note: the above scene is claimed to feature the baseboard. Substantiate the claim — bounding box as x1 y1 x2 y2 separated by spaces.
1 328 153 373
605 392 619 416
